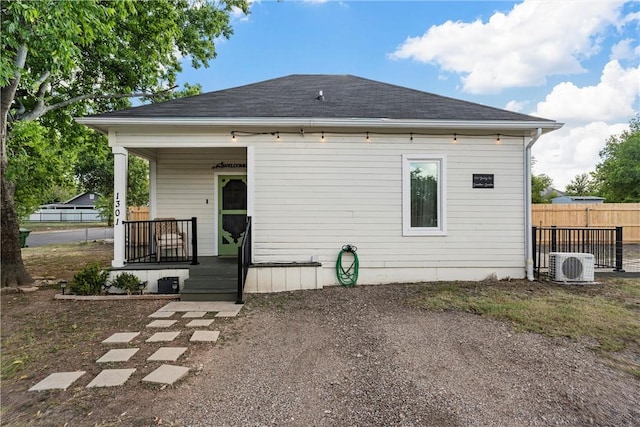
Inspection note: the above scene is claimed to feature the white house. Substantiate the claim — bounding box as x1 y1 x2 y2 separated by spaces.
78 75 562 301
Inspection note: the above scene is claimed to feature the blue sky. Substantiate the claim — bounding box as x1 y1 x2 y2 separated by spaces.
178 0 640 190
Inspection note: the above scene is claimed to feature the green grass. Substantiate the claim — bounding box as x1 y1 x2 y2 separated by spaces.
411 279 640 353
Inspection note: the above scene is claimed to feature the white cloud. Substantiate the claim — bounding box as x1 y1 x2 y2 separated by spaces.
610 38 637 60
389 0 625 93
534 60 640 123
504 100 528 112
532 121 629 190
529 57 639 189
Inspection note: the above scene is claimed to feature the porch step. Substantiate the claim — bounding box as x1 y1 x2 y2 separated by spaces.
180 289 237 302
181 276 236 302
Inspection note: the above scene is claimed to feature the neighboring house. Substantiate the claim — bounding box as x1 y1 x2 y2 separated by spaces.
77 75 562 299
28 192 104 222
552 196 605 204
541 187 565 200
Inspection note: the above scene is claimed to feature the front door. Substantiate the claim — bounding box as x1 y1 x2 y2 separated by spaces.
218 175 247 256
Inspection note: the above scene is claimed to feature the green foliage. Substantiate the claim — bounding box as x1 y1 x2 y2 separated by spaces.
565 172 596 196
2 0 249 119
5 121 73 219
531 173 554 203
69 262 109 295
109 272 146 294
1 0 247 283
592 116 640 202
42 184 77 205
75 139 149 222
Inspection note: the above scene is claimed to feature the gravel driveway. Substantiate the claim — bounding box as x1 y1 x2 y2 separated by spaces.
153 283 639 426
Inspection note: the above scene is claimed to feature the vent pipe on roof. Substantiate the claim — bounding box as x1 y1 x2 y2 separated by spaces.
316 90 325 101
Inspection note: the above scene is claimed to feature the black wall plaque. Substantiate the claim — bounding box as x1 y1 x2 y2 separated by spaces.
473 174 494 188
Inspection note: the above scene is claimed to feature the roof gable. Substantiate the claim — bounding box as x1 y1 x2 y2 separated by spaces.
89 75 553 123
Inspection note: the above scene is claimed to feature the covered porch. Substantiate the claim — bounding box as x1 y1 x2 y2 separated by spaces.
113 216 251 302
110 144 253 302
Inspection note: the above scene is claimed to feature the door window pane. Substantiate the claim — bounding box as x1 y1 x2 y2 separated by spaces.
222 179 247 210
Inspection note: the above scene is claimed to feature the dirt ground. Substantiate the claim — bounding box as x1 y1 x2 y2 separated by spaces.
2 282 639 427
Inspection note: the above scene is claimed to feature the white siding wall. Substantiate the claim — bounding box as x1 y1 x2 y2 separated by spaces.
115 130 526 284
155 147 246 257
248 134 526 282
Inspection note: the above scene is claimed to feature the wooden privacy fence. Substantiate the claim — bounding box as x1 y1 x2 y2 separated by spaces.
128 206 150 221
532 203 640 243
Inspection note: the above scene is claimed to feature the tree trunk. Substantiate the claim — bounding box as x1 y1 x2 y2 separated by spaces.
1 44 33 287
1 172 32 287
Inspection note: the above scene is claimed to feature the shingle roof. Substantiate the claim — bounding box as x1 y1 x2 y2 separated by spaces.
90 74 553 122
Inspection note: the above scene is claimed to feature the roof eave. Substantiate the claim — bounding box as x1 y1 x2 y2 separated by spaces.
76 117 563 135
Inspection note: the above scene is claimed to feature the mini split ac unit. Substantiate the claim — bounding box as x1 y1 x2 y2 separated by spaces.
549 252 595 283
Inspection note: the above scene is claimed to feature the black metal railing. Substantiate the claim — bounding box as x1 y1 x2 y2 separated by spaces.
237 216 252 304
124 217 198 265
532 226 624 277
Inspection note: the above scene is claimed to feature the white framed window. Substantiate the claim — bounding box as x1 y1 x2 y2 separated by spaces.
402 154 447 236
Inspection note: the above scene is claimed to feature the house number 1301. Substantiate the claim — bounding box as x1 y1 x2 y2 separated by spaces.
114 192 121 225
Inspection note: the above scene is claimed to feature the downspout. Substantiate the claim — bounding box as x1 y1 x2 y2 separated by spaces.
525 128 542 280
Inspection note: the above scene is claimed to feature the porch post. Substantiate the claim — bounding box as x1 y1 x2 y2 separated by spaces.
112 146 128 268
148 158 157 219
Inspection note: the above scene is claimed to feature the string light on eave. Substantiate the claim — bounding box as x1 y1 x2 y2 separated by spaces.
276 132 280 141
320 131 325 142
452 133 457 143
366 132 370 142
231 131 236 142
496 133 501 144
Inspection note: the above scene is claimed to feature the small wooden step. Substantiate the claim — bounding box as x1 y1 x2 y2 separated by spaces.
178 257 239 302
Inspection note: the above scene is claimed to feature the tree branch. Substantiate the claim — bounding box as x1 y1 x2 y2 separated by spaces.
27 73 53 122
33 70 51 92
17 85 179 122
1 44 28 166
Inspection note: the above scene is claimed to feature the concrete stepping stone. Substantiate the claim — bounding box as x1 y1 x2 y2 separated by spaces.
29 371 85 391
160 301 242 316
185 319 214 327
97 348 139 363
147 347 188 362
142 364 189 385
182 311 206 318
87 368 136 388
190 330 220 342
214 312 238 318
149 311 175 318
102 332 140 344
147 319 177 328
146 331 180 342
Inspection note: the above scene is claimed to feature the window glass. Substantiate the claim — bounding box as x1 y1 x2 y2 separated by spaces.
410 162 439 228
403 155 446 236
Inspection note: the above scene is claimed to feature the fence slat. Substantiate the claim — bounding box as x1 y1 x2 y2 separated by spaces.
533 203 640 243
127 206 150 221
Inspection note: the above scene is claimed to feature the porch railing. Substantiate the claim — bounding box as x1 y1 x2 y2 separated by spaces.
532 226 624 277
237 216 252 304
124 217 198 265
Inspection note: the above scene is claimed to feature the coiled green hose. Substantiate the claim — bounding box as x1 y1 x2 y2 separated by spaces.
336 244 359 287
